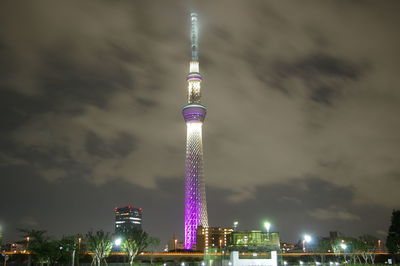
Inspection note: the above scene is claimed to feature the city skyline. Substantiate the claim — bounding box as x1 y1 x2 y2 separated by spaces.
0 1 400 246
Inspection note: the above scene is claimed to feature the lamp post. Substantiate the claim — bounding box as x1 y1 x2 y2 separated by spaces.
264 221 272 242
303 235 312 252
174 238 177 252
340 243 347 263
26 237 31 266
264 222 271 233
233 221 239 231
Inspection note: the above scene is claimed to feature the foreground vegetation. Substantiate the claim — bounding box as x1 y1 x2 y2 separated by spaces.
3 228 159 266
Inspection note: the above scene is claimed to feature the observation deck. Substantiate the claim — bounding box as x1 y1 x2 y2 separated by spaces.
182 104 207 123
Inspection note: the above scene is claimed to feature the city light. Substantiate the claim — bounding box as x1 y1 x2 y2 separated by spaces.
303 234 312 252
114 238 122 246
264 221 271 233
340 243 347 250
304 234 312 243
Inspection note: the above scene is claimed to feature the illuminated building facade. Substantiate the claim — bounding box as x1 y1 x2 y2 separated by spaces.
196 226 233 252
182 13 209 249
227 231 281 252
114 206 142 234
280 242 296 253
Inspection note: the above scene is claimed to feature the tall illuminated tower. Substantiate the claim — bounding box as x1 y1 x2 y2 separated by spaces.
182 12 208 250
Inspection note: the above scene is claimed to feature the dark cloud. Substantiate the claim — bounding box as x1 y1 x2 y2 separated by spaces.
85 131 137 158
260 53 363 104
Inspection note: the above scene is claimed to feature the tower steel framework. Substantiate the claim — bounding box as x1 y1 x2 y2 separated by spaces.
182 13 209 250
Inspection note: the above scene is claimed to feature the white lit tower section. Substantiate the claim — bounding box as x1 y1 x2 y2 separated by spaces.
182 13 209 250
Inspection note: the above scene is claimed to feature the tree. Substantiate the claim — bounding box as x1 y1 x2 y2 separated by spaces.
147 237 161 265
120 228 150 266
18 229 57 265
57 235 80 265
387 210 400 254
85 230 113 266
358 235 378 264
313 237 332 263
349 237 363 264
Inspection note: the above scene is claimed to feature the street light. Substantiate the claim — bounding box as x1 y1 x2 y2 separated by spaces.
264 222 271 233
340 242 348 263
233 220 239 231
303 234 312 252
114 238 122 246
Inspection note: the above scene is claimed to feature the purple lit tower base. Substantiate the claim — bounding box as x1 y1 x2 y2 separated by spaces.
182 104 208 249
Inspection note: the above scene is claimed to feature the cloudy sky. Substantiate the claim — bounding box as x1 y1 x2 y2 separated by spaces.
1 1 399 245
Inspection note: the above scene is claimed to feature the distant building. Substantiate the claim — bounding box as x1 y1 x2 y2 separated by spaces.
280 242 296 253
196 226 233 252
227 230 280 252
167 236 185 251
329 231 339 240
114 206 142 234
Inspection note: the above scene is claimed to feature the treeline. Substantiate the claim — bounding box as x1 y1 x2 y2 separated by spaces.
9 228 159 266
310 235 381 264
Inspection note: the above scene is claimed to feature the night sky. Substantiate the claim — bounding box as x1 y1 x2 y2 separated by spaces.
1 1 400 246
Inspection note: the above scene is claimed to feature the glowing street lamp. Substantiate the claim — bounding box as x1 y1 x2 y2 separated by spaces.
341 242 348 263
264 222 271 233
233 220 239 231
114 238 122 246
303 234 312 252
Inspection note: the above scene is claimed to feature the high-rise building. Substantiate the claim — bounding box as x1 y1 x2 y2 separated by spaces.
114 206 142 234
196 226 233 252
182 13 208 250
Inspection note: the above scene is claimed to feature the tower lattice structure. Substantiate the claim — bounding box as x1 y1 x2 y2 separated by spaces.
182 13 209 250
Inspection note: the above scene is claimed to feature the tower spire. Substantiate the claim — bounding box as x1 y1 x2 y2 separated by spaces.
191 13 199 61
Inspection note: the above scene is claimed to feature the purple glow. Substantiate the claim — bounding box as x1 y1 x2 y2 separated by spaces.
184 124 206 249
182 106 206 123
186 76 202 81
186 73 202 81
